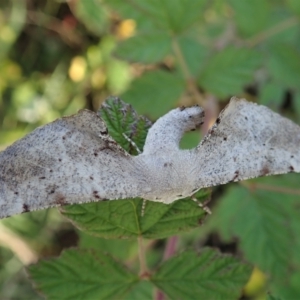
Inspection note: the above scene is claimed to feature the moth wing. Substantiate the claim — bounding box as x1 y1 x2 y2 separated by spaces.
0 110 147 218
192 97 300 188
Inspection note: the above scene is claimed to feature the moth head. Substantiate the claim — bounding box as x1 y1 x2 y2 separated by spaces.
175 105 205 131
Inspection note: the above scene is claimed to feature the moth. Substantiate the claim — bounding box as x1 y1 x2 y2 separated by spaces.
0 97 300 219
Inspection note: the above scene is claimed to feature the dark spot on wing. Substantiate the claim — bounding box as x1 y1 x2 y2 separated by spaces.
223 137 227 141
58 158 62 162
46 184 58 195
50 169 53 173
100 129 108 135
93 191 101 199
260 165 270 176
62 136 66 140
55 193 67 205
290 166 294 172
94 152 98 157
245 116 248 120
39 176 46 180
14 191 19 195
232 170 239 181
90 176 94 180
216 117 221 124
163 162 173 167
23 204 30 213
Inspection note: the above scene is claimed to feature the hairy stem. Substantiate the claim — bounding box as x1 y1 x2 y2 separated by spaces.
138 235 149 277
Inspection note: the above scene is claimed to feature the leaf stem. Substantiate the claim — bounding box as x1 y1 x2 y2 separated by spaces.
155 236 179 300
138 235 149 278
241 181 300 196
245 17 299 47
172 37 205 106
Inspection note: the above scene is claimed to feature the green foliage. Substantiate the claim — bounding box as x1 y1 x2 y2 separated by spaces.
29 248 251 300
29 249 139 300
115 32 172 64
211 174 300 298
267 44 300 89
98 96 151 154
152 249 252 300
199 47 262 98
2 0 300 299
121 70 186 118
61 196 208 240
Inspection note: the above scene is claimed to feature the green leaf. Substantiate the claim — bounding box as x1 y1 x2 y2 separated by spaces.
267 294 283 300
115 32 172 64
79 231 135 261
258 82 284 109
267 43 300 90
28 249 138 300
151 248 252 300
61 190 210 239
262 8 300 46
74 0 109 35
211 174 300 280
99 97 151 154
106 0 207 33
104 0 156 31
0 0 27 62
177 36 209 77
123 281 154 300
271 271 300 299
228 0 270 37
287 0 300 15
121 70 185 118
199 47 261 98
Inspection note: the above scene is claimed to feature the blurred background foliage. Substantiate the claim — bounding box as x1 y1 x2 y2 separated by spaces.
1 0 300 299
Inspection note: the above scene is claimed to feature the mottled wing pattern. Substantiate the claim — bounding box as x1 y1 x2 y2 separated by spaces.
192 98 300 189
0 110 147 218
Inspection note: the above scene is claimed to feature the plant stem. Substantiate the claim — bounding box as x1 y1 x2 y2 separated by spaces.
138 235 149 277
155 236 179 300
172 37 205 106
241 181 300 196
163 235 178 260
245 17 299 47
